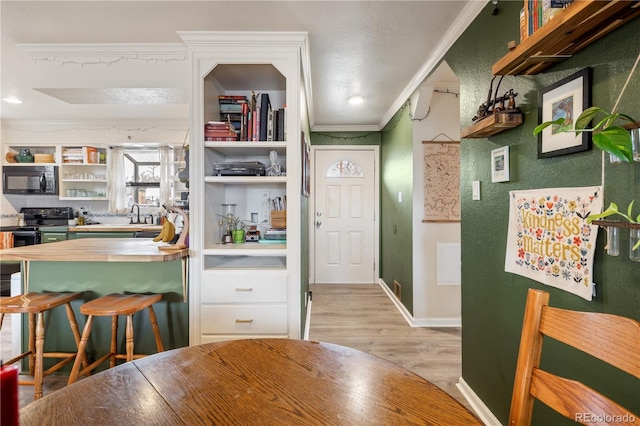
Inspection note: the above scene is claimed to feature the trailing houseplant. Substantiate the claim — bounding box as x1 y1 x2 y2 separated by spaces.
533 106 636 162
534 52 640 163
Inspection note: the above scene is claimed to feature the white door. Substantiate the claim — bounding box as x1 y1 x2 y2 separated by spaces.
313 148 377 283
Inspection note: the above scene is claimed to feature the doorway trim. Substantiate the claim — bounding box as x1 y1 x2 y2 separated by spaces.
309 145 380 284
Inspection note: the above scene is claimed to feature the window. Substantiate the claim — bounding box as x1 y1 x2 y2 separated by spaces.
325 159 364 178
124 149 167 207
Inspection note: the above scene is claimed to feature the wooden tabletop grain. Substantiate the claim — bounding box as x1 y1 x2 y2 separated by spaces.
18 338 482 425
0 238 187 262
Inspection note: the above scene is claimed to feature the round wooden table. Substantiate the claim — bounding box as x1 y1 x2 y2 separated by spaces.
19 339 482 425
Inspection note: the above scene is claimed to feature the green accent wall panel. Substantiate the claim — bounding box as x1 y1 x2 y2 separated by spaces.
445 2 640 424
380 105 414 314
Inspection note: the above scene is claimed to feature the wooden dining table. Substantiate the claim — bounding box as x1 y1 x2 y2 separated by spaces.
18 338 482 425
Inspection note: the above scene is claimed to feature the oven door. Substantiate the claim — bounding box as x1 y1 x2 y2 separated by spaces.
12 230 40 246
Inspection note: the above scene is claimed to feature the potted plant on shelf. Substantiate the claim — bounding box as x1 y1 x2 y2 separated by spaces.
219 213 248 244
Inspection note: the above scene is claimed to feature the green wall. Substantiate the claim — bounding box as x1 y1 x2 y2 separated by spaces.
445 2 640 424
379 105 415 313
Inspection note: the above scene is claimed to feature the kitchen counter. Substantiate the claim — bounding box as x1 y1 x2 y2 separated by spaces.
68 224 163 232
2 238 190 368
0 238 187 262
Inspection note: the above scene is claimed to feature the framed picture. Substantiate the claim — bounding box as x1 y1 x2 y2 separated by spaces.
491 146 510 183
538 67 592 158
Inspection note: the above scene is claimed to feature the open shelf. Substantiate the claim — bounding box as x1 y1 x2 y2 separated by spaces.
492 0 640 75
461 112 523 139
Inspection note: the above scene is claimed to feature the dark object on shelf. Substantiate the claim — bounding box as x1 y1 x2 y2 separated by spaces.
472 76 520 122
463 75 523 138
213 161 266 176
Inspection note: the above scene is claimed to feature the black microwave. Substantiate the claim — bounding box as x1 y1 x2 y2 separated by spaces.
2 165 58 195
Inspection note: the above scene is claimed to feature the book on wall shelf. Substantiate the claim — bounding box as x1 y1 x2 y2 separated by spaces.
522 0 573 41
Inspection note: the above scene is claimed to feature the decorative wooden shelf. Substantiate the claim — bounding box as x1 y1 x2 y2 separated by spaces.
461 112 523 139
492 0 640 75
592 220 640 230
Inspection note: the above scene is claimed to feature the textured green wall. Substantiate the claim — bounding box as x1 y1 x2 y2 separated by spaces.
380 105 414 313
445 2 640 424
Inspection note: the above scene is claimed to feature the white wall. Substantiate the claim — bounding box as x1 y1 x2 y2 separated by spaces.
411 83 462 325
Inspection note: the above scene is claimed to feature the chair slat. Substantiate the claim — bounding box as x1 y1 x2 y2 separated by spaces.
541 307 640 379
531 368 640 425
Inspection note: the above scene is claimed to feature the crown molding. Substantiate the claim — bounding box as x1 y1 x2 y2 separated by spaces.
19 43 188 65
379 1 486 129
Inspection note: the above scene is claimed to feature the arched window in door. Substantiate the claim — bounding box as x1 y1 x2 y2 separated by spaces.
325 159 364 178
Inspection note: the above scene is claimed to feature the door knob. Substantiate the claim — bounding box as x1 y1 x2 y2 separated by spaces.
315 221 322 228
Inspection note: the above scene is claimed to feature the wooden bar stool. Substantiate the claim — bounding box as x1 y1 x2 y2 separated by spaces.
0 292 86 400
68 293 164 384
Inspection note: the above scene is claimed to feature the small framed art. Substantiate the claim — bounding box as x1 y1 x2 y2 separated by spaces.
537 67 592 158
491 146 510 183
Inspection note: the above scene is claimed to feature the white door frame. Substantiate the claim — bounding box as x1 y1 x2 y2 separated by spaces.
309 145 380 284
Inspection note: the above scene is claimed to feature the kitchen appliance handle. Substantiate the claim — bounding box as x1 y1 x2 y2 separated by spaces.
40 174 47 192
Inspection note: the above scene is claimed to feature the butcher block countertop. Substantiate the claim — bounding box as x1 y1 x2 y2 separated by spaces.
68 224 163 232
0 238 187 262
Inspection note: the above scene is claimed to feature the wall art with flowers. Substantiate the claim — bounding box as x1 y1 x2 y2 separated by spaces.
504 186 603 301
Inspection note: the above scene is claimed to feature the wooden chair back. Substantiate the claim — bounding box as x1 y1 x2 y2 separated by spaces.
509 288 640 426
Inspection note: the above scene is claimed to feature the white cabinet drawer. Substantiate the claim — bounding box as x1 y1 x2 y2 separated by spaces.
201 270 287 303
201 304 288 334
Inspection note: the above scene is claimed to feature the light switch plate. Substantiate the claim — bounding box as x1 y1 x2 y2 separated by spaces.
472 181 481 200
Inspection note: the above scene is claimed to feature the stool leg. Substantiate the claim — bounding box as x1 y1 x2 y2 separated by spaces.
0 312 4 329
147 305 164 353
33 311 45 400
68 315 94 385
110 315 118 368
28 312 36 376
125 314 134 362
64 302 89 372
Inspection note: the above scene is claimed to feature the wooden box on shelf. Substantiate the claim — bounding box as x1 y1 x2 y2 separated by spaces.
271 210 286 229
461 112 523 139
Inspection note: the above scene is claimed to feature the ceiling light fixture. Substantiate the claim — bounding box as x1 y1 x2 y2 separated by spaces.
348 95 364 105
3 96 23 104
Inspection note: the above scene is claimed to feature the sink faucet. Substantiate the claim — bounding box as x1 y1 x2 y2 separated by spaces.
130 204 141 224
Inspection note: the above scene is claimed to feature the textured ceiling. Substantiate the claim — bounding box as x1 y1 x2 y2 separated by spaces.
0 1 484 130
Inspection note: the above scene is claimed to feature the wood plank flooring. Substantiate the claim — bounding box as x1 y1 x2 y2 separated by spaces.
3 283 467 412
308 284 468 408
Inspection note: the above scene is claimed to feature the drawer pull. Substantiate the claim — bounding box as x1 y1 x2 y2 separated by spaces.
235 319 254 324
235 287 253 292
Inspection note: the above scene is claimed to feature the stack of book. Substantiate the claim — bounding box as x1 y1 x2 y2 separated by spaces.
218 95 246 140
204 121 237 142
218 92 285 142
62 146 99 163
521 0 573 42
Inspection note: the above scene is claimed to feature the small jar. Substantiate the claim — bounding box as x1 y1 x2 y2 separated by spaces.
629 228 640 262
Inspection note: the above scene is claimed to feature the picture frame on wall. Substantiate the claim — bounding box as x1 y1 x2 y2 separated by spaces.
491 146 510 183
537 67 592 159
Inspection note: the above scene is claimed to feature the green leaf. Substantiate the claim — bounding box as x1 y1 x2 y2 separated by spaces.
627 200 635 221
592 126 633 163
575 106 603 130
587 202 619 224
533 118 564 136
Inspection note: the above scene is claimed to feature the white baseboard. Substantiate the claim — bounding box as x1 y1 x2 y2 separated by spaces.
457 377 502 426
303 295 312 340
378 279 461 327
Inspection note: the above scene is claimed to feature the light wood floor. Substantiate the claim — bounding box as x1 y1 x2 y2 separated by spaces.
308 284 468 408
3 283 467 411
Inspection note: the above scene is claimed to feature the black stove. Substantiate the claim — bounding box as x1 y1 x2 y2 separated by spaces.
0 207 75 243
21 207 75 226
1 207 74 295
